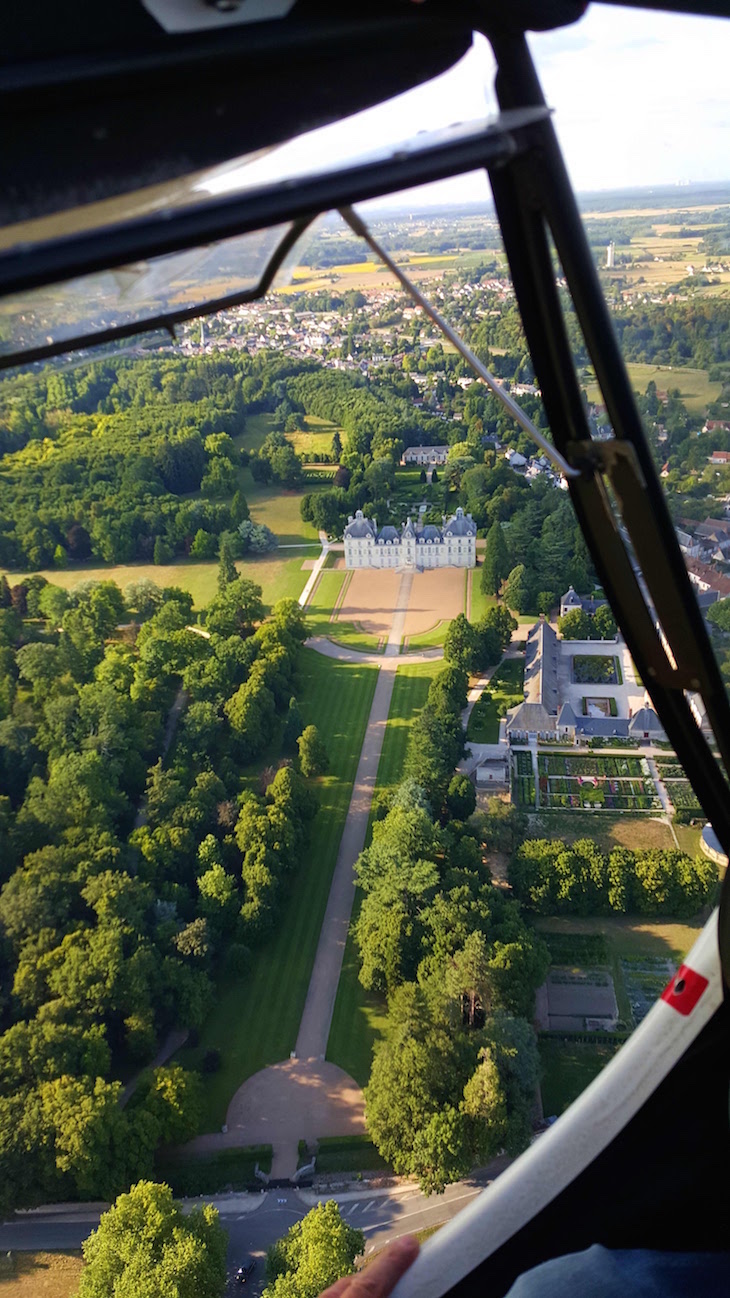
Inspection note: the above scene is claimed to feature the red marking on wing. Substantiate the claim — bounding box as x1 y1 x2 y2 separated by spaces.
661 965 709 1016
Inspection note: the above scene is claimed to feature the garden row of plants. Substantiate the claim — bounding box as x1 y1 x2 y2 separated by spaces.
513 774 536 807
538 753 648 778
543 776 655 797
541 790 662 810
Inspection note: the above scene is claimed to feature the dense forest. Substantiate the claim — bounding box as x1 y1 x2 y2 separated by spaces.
0 556 318 1209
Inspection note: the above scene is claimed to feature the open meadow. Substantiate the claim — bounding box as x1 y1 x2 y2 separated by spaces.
585 362 721 414
177 648 379 1128
0 553 310 614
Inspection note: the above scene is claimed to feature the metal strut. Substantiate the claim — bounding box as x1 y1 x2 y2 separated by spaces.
483 31 730 981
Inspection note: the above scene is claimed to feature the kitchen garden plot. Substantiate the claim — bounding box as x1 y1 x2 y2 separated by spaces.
513 749 536 808
537 752 660 811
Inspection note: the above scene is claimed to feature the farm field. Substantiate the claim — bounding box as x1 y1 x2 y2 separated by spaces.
0 553 309 613
526 810 675 853
326 659 442 1086
0 1253 83 1298
585 362 722 414
468 656 525 744
177 648 379 1128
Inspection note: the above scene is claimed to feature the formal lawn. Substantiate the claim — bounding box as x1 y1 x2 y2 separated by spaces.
534 913 702 964
375 660 443 792
539 1039 621 1118
232 411 276 453
177 649 379 1129
674 823 704 858
306 571 384 653
0 1253 83 1298
467 656 525 743
326 659 441 1086
402 620 451 651
325 890 389 1089
468 571 498 624
0 554 309 613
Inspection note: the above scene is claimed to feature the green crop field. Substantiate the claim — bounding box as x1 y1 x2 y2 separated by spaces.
0 553 309 613
177 648 378 1128
326 659 442 1086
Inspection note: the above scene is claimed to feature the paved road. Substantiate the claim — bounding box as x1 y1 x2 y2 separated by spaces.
0 1181 489 1290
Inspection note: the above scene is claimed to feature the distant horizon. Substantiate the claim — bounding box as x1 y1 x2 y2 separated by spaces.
363 179 730 219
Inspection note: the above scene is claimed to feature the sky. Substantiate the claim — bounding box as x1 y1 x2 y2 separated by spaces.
202 4 730 211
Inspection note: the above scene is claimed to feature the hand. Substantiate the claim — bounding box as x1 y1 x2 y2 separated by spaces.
320 1237 420 1298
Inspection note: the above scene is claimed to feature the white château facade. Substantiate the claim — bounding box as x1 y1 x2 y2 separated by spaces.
343 508 477 570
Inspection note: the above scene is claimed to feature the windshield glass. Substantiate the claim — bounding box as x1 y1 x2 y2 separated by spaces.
0 7 729 1292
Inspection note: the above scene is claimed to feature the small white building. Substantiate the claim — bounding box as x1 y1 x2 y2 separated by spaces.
402 445 449 466
343 508 477 570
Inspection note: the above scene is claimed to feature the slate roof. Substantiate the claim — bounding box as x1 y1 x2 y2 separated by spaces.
524 620 559 715
444 507 477 537
628 707 664 734
418 524 442 543
505 702 556 732
577 718 629 737
557 702 577 726
344 509 376 540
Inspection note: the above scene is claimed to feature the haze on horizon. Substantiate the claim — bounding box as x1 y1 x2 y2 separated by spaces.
204 5 730 216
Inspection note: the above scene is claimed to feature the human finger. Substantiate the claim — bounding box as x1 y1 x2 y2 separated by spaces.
348 1236 420 1298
